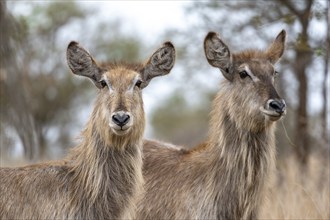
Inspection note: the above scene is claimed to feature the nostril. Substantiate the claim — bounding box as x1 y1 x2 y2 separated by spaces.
112 115 121 125
269 101 280 110
122 114 130 125
112 113 130 127
269 100 286 113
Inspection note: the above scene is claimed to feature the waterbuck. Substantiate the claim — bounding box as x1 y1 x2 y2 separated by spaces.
137 30 286 219
0 41 175 219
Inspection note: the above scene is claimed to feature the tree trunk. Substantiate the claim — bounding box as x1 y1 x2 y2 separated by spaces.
321 1 329 147
0 1 40 161
288 0 313 168
294 50 311 166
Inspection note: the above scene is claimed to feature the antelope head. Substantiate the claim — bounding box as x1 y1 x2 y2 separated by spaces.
66 41 175 137
204 30 286 126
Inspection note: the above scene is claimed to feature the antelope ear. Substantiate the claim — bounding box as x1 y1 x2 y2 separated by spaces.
66 41 104 89
140 41 175 88
204 32 233 81
266 30 286 64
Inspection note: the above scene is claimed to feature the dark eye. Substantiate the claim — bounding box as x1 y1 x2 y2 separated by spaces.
274 70 279 77
239 70 249 79
135 79 143 88
99 80 107 88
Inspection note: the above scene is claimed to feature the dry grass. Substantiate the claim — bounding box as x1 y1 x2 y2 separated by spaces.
260 153 330 220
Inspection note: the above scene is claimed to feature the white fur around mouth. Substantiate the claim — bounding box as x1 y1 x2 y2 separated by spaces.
110 125 131 136
259 106 284 121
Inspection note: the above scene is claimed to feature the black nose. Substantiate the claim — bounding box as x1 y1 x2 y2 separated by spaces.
269 100 286 114
112 113 130 127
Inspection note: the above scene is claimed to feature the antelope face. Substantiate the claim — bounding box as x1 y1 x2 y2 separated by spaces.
232 59 286 122
66 41 175 136
204 30 286 122
99 69 143 136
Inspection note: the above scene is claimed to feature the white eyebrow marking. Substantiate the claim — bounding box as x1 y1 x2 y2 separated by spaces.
270 63 278 76
102 75 114 93
127 75 141 93
244 65 260 82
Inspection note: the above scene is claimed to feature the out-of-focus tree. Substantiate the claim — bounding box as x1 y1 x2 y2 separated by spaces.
277 0 320 168
152 0 328 167
321 1 329 149
1 1 91 161
151 91 212 147
1 1 144 162
1 1 39 161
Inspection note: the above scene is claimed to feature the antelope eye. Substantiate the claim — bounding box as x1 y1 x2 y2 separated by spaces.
239 70 248 79
135 79 143 88
274 70 279 76
99 80 107 88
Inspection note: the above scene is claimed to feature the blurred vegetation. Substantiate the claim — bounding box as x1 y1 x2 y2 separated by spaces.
0 0 329 170
152 0 329 169
151 92 212 146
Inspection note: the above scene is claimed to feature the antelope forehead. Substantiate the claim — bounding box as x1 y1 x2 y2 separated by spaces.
105 68 140 89
107 68 139 80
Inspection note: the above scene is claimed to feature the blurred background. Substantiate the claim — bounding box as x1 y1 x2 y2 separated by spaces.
0 0 329 218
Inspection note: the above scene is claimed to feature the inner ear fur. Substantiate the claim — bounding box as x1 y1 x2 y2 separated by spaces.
66 41 104 88
140 41 175 88
204 32 233 81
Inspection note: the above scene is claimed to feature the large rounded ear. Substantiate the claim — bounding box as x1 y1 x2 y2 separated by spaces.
140 41 175 88
266 30 286 64
204 32 233 81
66 41 104 89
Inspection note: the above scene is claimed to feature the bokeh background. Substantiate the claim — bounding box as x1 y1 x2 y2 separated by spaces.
1 1 329 219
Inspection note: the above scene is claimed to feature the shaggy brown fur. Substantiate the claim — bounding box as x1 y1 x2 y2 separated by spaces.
137 30 286 219
0 41 175 219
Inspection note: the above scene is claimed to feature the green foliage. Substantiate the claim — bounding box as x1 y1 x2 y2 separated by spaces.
28 1 86 34
151 91 211 147
283 14 296 25
314 48 324 56
90 21 142 62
